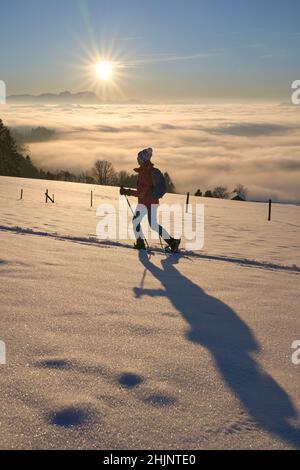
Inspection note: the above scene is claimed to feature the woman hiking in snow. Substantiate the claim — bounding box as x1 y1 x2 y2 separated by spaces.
120 148 180 252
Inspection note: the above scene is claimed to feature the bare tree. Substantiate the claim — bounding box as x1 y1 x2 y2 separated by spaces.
78 172 95 184
92 160 117 186
212 186 229 199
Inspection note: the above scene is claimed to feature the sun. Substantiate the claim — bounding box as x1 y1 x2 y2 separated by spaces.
95 61 113 80
76 45 128 99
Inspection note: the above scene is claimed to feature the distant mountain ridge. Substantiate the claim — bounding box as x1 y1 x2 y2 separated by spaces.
7 91 108 104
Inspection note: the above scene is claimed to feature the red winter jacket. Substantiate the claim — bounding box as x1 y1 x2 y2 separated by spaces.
130 160 159 208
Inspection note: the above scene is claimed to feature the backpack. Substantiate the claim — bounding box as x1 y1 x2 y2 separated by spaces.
151 168 167 199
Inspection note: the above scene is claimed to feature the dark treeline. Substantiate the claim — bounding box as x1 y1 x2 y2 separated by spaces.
11 126 57 144
194 184 248 200
0 119 176 193
0 119 40 178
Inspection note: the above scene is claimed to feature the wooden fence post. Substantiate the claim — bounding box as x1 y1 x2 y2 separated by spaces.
45 189 54 203
185 192 190 213
268 199 272 221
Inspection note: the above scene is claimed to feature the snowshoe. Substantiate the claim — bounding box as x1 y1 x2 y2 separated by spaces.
165 238 181 254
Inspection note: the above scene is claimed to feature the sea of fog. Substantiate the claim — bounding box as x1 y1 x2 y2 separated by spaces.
1 102 300 202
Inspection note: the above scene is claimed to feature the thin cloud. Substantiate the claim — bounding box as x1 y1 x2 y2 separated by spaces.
195 28 264 39
260 54 284 60
242 43 266 50
124 53 215 67
218 28 264 36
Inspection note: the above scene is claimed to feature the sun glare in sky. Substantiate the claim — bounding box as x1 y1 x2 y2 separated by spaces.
75 50 126 99
95 61 113 80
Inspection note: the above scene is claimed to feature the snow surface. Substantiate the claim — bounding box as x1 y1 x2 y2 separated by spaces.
0 175 300 449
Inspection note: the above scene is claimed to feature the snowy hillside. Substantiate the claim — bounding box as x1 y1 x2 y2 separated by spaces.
0 175 300 449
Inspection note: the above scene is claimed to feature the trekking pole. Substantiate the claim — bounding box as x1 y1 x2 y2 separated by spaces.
125 194 134 216
124 195 150 249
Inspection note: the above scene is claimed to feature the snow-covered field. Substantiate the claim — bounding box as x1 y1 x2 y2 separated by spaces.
0 175 300 449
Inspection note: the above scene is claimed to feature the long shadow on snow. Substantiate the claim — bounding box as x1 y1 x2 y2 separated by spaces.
0 225 299 273
134 250 300 448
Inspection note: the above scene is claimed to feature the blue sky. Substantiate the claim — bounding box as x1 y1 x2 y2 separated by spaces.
0 0 299 101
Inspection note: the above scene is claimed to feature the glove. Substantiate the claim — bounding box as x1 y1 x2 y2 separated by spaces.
120 187 132 196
